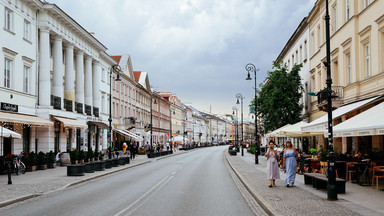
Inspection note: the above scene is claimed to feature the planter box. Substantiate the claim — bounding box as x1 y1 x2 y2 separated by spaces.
84 162 95 173
26 166 37 172
119 158 126 166
147 153 154 158
95 161 106 171
155 152 160 157
40 164 48 170
60 152 71 166
67 164 85 176
48 163 56 169
105 159 112 169
112 158 120 167
229 150 237 156
125 157 130 164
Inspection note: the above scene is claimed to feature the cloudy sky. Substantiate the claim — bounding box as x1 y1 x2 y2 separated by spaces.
47 0 316 117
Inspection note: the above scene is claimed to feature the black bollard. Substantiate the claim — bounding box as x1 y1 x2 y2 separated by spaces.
7 162 12 185
241 146 244 156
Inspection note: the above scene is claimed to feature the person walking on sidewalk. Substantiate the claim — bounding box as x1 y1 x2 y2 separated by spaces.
283 140 298 187
266 140 280 187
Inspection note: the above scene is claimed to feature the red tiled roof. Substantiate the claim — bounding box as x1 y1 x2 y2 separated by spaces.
133 71 141 82
111 55 122 63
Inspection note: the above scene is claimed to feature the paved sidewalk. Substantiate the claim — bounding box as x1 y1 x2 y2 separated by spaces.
225 150 384 216
0 150 186 208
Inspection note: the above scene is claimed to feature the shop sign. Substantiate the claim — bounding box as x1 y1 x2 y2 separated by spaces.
1 102 18 112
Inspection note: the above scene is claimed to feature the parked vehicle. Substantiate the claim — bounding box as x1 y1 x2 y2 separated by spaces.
12 153 26 175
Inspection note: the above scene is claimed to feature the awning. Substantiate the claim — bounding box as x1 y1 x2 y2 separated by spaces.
333 102 384 137
0 126 21 139
302 96 379 132
114 129 143 141
122 129 143 141
88 121 108 128
267 124 292 137
0 112 53 126
53 116 88 129
278 121 323 137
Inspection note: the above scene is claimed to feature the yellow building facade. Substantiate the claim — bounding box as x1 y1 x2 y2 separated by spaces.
308 0 384 153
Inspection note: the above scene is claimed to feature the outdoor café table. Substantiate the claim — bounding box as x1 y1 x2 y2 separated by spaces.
353 161 371 186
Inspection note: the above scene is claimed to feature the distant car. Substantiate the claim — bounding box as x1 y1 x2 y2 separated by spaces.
212 141 219 146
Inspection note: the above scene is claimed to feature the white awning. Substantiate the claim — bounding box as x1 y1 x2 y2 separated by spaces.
266 124 292 137
114 129 143 141
0 112 53 126
333 102 384 137
278 121 323 137
302 96 379 132
122 129 143 141
52 116 88 129
0 126 21 139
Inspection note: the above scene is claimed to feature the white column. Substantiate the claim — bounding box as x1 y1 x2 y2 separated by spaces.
84 56 93 109
75 51 85 108
52 36 64 108
93 61 101 110
64 44 75 108
38 27 51 107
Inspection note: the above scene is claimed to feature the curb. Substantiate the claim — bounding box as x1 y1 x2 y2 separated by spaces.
0 194 40 208
224 151 282 216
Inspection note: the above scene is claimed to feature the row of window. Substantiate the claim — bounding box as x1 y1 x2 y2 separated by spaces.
287 40 308 69
4 7 32 41
3 58 31 94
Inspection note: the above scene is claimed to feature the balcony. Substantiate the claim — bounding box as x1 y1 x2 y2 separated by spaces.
75 102 83 114
317 86 344 112
93 107 99 117
64 99 73 112
124 117 136 129
51 95 61 110
85 105 92 116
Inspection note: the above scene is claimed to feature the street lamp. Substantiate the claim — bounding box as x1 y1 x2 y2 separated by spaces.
236 93 244 156
325 0 337 201
170 109 175 150
150 93 157 152
232 106 238 147
108 64 121 159
245 63 260 164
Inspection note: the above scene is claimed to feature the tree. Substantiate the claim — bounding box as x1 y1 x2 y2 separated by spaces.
252 61 303 133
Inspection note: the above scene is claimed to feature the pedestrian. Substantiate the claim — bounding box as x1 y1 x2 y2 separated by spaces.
283 140 298 187
266 140 279 187
56 150 61 166
146 142 150 152
166 141 170 151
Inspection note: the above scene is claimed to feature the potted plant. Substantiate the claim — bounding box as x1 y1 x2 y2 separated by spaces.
86 148 94 162
78 150 85 164
99 151 105 161
70 149 78 165
138 147 146 155
37 151 47 170
26 152 37 172
94 150 99 161
47 151 56 168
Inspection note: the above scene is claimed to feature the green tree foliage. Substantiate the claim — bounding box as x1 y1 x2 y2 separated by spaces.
253 62 303 133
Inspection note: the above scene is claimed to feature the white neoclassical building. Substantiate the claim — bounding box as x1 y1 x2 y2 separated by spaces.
0 1 118 156
35 3 116 153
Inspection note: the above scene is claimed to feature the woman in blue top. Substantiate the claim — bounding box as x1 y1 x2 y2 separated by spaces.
283 140 298 187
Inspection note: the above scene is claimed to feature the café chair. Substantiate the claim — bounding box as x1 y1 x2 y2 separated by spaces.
372 166 384 190
346 162 358 182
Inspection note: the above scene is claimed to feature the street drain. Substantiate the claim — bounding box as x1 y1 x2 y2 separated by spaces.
269 198 280 201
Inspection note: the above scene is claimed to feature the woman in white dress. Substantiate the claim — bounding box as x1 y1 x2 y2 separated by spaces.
266 140 280 187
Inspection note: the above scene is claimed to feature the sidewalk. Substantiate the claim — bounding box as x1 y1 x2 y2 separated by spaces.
226 150 384 216
0 150 186 208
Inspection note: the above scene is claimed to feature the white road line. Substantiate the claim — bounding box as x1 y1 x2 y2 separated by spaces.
114 175 174 216
171 172 176 175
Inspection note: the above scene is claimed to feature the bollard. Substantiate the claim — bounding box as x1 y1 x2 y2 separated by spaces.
241 147 244 156
7 162 12 185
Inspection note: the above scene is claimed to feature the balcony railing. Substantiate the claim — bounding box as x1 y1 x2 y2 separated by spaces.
51 95 61 110
317 86 344 111
85 105 92 116
64 99 73 112
75 102 83 114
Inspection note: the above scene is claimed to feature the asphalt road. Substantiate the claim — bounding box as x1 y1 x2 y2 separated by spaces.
0 146 256 216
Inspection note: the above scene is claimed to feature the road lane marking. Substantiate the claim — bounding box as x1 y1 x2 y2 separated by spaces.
114 175 174 216
171 172 176 175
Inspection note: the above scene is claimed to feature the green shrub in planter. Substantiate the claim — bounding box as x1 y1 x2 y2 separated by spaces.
94 150 99 159
48 151 55 165
70 150 78 163
26 151 37 167
86 148 94 162
78 150 85 162
37 151 47 165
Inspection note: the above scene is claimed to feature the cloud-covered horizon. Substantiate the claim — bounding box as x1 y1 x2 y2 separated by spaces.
48 0 316 116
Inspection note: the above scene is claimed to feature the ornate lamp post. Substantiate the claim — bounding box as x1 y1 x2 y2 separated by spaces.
108 65 121 159
325 0 337 201
236 93 244 156
245 63 260 164
232 106 238 147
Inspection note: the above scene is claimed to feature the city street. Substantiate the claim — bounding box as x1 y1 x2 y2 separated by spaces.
0 147 261 216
